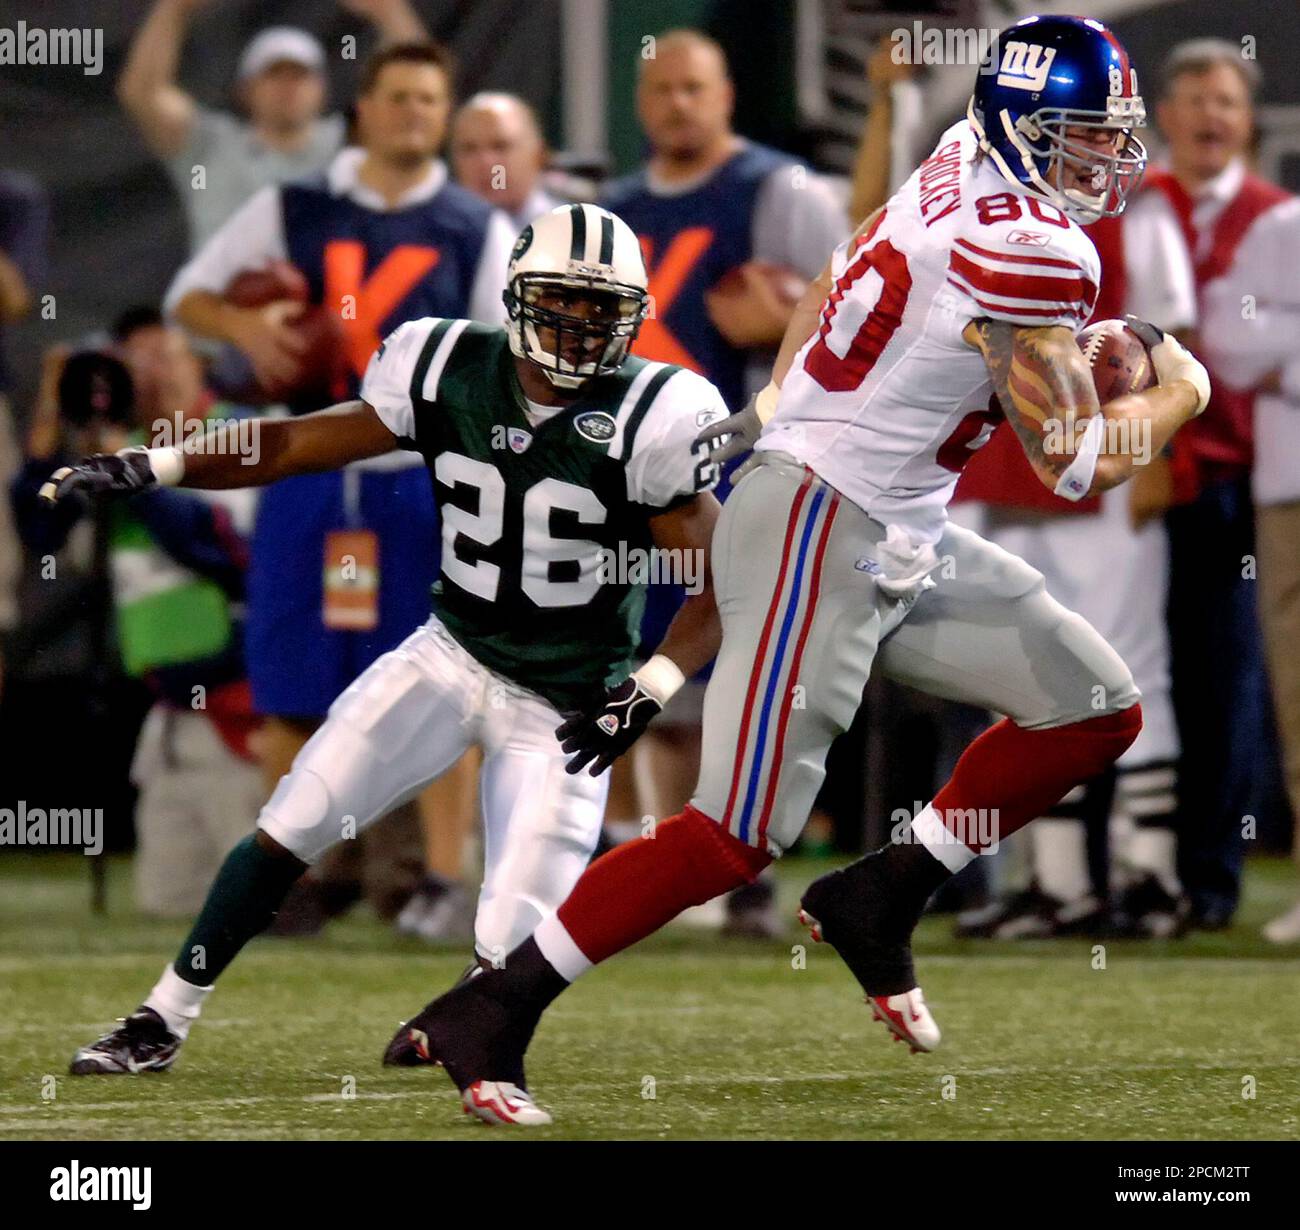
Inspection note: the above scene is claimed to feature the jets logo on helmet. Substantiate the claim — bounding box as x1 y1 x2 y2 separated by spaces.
968 15 1148 224
503 203 649 390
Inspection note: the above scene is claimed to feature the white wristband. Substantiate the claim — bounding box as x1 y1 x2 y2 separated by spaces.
143 446 185 486
1052 412 1105 502
633 654 687 706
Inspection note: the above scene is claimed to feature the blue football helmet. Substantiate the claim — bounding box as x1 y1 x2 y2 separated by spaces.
968 14 1147 224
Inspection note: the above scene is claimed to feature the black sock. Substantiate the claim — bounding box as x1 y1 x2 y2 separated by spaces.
473 938 569 1018
173 835 306 986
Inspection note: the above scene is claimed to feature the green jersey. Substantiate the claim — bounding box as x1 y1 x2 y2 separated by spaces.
361 318 727 711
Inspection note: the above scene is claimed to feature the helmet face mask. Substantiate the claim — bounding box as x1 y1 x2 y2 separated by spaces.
503 205 650 391
969 16 1149 225
506 273 648 390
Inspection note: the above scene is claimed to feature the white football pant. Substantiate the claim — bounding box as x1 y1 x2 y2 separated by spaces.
257 616 609 961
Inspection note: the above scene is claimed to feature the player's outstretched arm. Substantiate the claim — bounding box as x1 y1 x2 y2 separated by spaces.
557 491 721 776
39 400 399 505
965 318 1206 498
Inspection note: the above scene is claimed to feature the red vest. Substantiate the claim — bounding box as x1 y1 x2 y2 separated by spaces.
1143 167 1290 481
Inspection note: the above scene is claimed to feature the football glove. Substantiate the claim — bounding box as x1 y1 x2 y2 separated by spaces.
556 677 663 777
38 447 159 505
1122 315 1211 416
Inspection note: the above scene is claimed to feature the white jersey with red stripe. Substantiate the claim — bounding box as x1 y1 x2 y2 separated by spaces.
756 120 1100 544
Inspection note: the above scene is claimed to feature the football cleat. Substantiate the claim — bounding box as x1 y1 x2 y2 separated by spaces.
1107 875 1190 940
867 989 941 1054
955 883 1106 940
382 975 536 1110
800 908 941 1054
70 1008 181 1075
461 1080 552 1127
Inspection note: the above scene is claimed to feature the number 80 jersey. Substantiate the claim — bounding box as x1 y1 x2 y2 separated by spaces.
758 119 1101 545
362 318 726 711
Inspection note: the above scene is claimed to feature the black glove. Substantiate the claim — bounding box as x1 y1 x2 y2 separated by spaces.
38 447 157 505
556 677 663 776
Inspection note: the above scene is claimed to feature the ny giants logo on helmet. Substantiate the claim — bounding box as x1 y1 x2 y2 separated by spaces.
995 41 1056 92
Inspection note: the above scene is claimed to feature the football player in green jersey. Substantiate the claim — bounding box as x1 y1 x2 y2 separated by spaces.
50 204 729 1122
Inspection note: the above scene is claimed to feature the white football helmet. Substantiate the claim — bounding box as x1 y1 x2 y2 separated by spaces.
503 203 649 390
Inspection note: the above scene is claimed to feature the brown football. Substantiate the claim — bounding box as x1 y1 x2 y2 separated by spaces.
1078 318 1156 402
223 262 346 404
709 261 806 306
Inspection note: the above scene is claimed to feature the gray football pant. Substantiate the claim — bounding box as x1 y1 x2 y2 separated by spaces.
692 452 1140 854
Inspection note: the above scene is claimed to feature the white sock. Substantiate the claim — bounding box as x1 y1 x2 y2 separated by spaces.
533 914 591 983
144 964 213 1039
909 803 977 874
1125 827 1182 896
1032 818 1092 903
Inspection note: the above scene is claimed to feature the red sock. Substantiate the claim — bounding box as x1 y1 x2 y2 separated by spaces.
932 704 1142 851
556 806 771 965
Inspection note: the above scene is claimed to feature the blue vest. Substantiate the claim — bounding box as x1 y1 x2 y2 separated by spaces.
602 142 789 409
281 175 493 400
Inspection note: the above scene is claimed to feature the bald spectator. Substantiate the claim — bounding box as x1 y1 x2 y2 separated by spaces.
118 0 427 250
602 28 848 937
451 92 562 228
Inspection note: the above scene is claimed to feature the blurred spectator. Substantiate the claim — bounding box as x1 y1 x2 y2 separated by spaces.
601 28 848 936
451 93 563 229
0 169 48 683
118 0 428 251
164 41 514 937
1202 199 1300 941
14 314 263 913
1143 39 1291 929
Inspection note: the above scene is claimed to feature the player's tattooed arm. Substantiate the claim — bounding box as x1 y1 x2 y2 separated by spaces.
965 319 1100 490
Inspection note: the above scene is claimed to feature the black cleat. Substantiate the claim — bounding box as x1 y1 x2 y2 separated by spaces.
382 976 552 1125
800 844 945 996
955 882 1105 940
799 844 946 1052
70 1008 181 1075
1108 875 1190 939
383 970 532 1088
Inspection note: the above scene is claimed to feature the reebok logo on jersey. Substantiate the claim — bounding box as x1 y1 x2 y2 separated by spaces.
574 411 616 443
854 557 882 575
1006 230 1051 246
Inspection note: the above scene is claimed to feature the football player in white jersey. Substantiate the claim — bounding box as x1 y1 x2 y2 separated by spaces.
375 16 1214 1124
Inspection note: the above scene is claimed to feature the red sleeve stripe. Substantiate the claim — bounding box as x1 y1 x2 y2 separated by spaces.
949 250 1097 306
945 278 1092 321
954 236 1086 271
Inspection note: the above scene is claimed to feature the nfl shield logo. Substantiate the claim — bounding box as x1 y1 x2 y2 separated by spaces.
507 427 532 454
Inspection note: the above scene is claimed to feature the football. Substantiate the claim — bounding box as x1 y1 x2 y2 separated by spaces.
1078 317 1157 402
709 260 806 307
224 261 346 404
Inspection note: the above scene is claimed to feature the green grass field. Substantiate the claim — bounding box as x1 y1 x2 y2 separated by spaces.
3 852 1298 1141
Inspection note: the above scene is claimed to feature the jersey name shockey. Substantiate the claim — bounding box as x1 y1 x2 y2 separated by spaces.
758 120 1101 544
361 320 725 710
